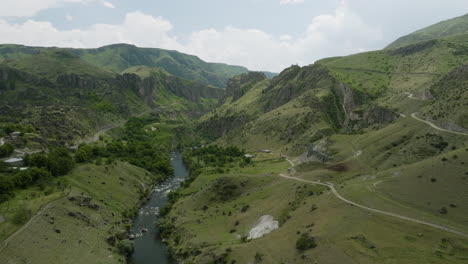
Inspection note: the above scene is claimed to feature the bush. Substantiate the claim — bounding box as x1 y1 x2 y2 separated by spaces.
117 239 134 256
0 177 14 202
296 233 317 251
254 252 263 263
12 205 32 225
0 143 14 158
75 145 94 163
48 148 75 176
26 153 49 168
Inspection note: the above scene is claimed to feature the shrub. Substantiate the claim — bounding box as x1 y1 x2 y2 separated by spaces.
0 143 14 158
296 233 317 251
439 207 448 215
254 252 263 263
117 239 134 256
75 145 94 163
12 205 32 225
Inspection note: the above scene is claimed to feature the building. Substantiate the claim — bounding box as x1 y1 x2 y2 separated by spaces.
4 157 24 167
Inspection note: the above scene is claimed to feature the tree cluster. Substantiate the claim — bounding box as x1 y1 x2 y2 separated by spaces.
0 147 74 202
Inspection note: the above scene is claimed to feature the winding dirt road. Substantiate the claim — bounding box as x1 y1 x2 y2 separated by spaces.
411 113 468 136
279 157 468 239
402 92 468 136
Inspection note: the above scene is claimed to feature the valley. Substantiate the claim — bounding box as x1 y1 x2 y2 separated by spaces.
0 10 468 264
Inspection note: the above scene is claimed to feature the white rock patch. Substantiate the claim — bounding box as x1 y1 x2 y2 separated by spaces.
247 215 279 240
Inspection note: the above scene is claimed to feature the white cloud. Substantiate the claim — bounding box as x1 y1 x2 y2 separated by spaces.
0 0 91 17
102 1 115 9
0 0 114 17
183 1 382 71
280 0 304 5
0 2 382 72
65 14 73 21
0 12 181 50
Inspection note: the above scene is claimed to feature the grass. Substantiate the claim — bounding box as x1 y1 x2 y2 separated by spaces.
165 148 468 263
3 49 115 80
387 14 468 49
166 107 468 263
0 161 158 264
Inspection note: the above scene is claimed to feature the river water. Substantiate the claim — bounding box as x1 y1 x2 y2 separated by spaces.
129 152 189 264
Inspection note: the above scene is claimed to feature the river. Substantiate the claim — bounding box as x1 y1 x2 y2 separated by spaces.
128 152 189 264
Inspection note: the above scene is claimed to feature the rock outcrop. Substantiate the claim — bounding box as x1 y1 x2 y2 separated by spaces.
224 71 266 102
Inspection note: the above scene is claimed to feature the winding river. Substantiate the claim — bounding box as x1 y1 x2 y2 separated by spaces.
129 152 189 264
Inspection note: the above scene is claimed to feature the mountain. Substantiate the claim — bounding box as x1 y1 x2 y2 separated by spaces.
198 30 468 154
0 44 248 88
160 15 468 264
387 13 468 49
0 49 223 145
2 13 468 264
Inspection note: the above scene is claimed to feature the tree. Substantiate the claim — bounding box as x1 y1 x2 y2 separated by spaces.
29 167 51 184
12 205 32 225
0 143 14 158
117 239 134 256
27 153 49 168
75 145 93 163
13 170 33 188
48 148 75 176
0 177 14 202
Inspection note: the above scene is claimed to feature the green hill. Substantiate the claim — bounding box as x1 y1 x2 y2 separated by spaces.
387 13 468 49
0 44 248 88
161 14 468 264
419 64 468 131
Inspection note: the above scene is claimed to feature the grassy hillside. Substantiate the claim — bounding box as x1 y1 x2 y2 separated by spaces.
162 14 468 264
320 37 468 97
419 64 468 131
0 44 248 88
387 13 468 49
164 132 468 263
198 31 468 156
199 64 398 156
0 161 157 264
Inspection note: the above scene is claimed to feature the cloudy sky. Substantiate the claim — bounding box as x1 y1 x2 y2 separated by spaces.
1 0 467 72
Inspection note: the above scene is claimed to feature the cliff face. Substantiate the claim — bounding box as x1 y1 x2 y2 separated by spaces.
117 71 224 107
116 73 157 107
163 75 224 103
198 113 252 139
0 60 224 145
0 65 54 89
57 74 97 90
198 63 399 151
224 72 267 102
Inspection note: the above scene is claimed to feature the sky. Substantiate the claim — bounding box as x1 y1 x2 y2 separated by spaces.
1 0 468 72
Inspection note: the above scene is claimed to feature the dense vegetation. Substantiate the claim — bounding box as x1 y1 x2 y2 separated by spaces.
158 145 248 218
183 145 248 169
75 116 172 176
0 115 173 203
0 144 14 158
0 147 74 202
